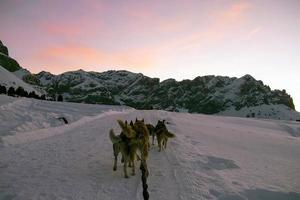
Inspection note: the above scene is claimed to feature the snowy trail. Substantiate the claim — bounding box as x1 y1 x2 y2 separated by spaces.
1 98 300 199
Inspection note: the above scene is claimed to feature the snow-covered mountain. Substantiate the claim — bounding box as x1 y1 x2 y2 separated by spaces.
0 65 40 94
0 96 299 199
35 69 299 121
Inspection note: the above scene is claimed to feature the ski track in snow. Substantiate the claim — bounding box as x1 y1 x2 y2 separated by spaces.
0 97 300 200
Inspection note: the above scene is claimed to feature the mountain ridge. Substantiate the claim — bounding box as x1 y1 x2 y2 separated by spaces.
32 68 298 120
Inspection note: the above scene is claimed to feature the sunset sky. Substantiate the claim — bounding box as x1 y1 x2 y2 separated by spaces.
0 0 299 110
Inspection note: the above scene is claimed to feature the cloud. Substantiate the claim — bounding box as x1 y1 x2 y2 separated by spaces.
220 1 251 23
22 0 254 74
41 23 83 38
245 26 262 39
34 43 156 74
153 1 253 53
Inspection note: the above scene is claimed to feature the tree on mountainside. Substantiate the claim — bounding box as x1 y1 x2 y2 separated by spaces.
0 85 7 94
57 94 63 102
7 87 15 96
15 86 27 97
40 94 46 100
28 91 39 99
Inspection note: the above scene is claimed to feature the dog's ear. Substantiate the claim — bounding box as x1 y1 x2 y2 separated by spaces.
125 120 128 125
142 118 144 122
135 118 137 122
117 119 125 129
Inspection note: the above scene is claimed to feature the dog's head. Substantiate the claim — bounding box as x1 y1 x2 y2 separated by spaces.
133 118 149 136
117 119 136 138
133 118 149 159
155 119 166 131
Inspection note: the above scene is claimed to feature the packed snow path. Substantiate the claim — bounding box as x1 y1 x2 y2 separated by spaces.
0 97 300 199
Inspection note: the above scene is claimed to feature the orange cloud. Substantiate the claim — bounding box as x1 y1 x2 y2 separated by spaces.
31 1 253 74
220 1 251 23
166 1 252 51
41 23 83 38
34 43 156 74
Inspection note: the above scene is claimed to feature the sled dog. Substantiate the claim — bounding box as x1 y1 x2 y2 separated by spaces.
109 120 138 178
154 120 175 151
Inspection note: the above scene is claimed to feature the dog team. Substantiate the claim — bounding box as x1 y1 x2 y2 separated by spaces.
109 118 175 178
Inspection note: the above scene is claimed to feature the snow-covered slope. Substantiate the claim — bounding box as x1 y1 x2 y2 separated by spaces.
0 96 299 199
218 104 300 121
13 68 31 79
0 65 40 94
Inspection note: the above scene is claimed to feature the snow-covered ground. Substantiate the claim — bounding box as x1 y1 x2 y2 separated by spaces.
0 96 299 200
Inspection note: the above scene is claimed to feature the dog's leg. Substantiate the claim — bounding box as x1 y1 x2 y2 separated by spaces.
128 158 132 168
158 139 162 152
130 153 136 175
113 155 117 171
148 142 151 151
123 155 129 178
152 133 155 145
113 144 118 171
158 136 164 152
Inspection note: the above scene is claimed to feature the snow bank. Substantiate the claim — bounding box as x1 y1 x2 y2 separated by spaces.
0 95 132 138
2 110 132 146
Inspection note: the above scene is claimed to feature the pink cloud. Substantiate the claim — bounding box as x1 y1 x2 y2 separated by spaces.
41 23 83 38
33 43 157 74
11 0 254 75
245 26 262 39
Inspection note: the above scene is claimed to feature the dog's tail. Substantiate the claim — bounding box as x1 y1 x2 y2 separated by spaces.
166 131 175 138
109 129 121 144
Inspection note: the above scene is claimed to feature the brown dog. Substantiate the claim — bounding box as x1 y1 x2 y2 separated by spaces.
154 120 175 152
109 120 138 178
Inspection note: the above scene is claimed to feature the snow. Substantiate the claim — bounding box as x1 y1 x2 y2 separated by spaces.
218 104 300 121
13 68 31 79
0 65 39 94
0 96 299 200
0 95 132 138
